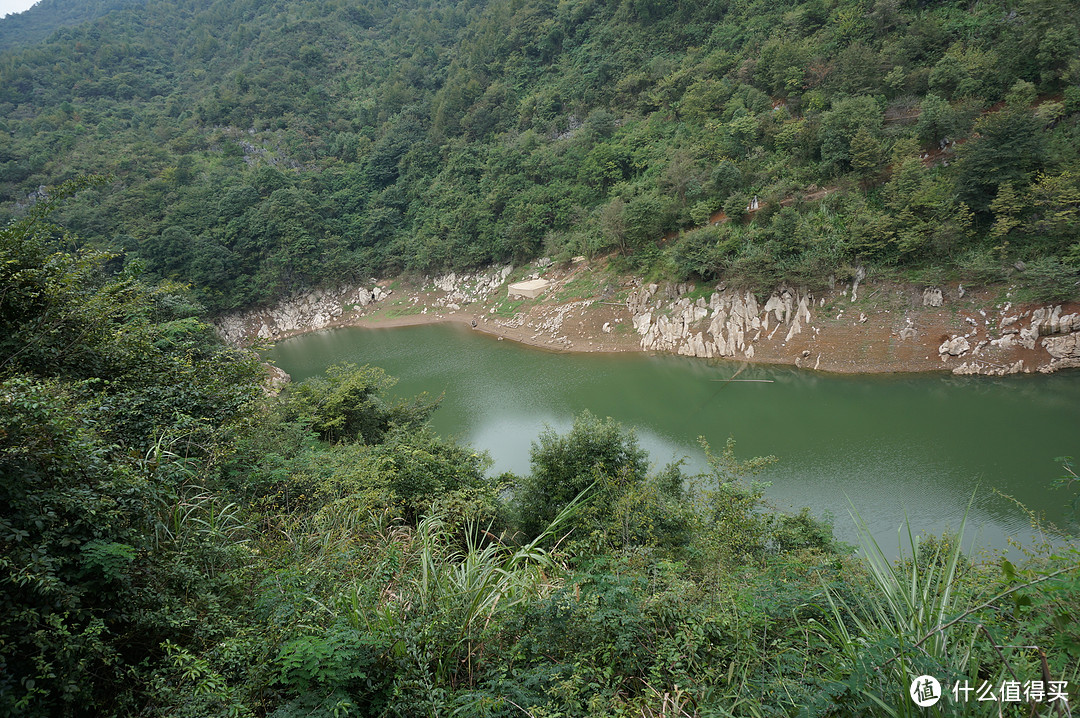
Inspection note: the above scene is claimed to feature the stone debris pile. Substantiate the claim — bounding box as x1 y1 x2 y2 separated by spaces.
936 303 1080 374
431 265 513 308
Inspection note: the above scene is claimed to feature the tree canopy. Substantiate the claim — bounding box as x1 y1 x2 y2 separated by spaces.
1 201 1078 715
0 0 1078 305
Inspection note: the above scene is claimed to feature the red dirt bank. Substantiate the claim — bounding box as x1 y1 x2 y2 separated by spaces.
216 260 1080 376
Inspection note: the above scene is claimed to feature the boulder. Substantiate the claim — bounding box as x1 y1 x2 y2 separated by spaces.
784 314 803 343
1018 325 1039 349
938 335 970 356
1043 332 1080 359
990 334 1020 350
633 311 652 335
263 363 291 394
763 294 785 323
851 266 866 301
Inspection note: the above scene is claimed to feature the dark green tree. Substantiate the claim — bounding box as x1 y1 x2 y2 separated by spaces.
955 108 1045 214
282 363 435 444
819 96 882 173
513 411 649 538
0 184 263 716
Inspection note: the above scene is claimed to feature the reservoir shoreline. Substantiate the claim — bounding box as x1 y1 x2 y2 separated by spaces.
217 259 1080 376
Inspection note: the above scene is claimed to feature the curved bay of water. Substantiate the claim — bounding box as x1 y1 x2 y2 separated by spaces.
266 323 1080 556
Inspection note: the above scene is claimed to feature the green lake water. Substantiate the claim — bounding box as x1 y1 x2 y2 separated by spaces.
266 323 1080 556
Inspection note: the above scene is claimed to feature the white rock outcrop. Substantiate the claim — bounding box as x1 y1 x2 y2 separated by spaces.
940 303 1080 374
1041 330 1080 371
629 284 813 359
938 335 970 356
1043 331 1080 359
922 287 944 307
215 284 392 345
215 268 1079 376
953 360 1024 376
432 265 513 307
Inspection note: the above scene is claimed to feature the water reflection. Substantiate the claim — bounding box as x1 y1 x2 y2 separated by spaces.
266 323 1080 555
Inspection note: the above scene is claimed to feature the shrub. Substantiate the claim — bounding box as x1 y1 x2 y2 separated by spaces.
513 412 648 539
282 363 435 444
1014 257 1080 303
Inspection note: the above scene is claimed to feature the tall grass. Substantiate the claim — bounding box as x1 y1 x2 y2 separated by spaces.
339 489 591 689
817 498 978 717
817 493 1080 717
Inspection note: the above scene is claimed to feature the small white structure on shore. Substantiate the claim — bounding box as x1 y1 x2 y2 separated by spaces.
508 279 551 299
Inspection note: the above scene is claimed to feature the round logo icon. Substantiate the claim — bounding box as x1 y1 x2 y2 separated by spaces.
910 675 942 707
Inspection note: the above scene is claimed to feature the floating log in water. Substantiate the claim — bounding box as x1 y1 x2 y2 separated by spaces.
710 378 774 382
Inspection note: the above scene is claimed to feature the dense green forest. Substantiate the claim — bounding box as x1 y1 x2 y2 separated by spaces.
0 0 145 50
3 183 1079 716
3 1 1080 711
1 0 1079 309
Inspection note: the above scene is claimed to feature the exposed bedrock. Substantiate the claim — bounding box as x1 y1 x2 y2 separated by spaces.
628 283 811 361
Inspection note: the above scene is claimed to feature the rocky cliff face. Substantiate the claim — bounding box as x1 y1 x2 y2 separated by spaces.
628 283 816 363
214 265 514 346
215 284 394 345
429 265 513 310
626 280 1080 375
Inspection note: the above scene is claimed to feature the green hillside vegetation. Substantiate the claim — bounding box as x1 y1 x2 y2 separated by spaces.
2 185 1079 716
0 0 146 52
1 0 1079 310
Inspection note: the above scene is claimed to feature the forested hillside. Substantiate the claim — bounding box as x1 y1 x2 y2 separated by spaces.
1 0 1079 310
3 4 1080 714
0 0 144 51
3 186 1078 716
